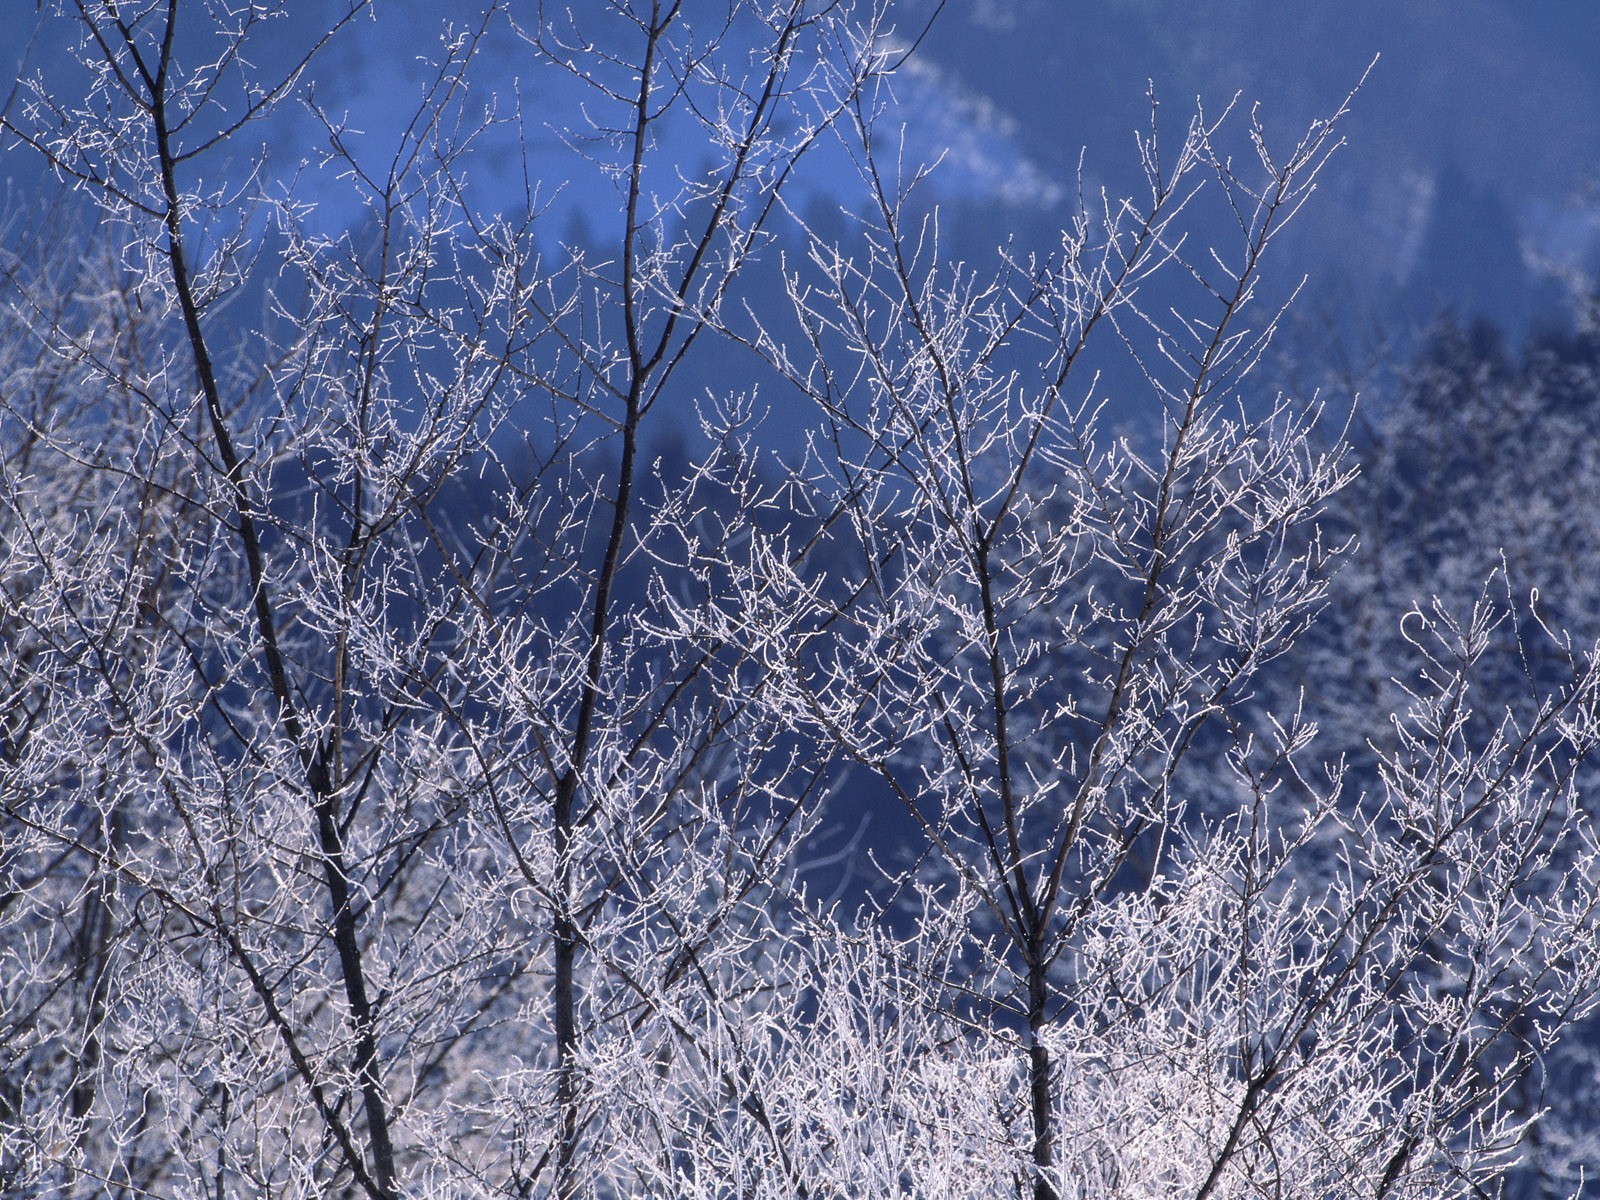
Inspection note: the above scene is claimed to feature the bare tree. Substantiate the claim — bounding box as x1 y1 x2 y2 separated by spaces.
1278 313 1600 1199
2 2 889 1196
3 5 1600 1200
700 78 1600 1199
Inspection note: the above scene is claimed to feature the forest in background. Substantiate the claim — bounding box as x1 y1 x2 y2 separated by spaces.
5 3 1600 1198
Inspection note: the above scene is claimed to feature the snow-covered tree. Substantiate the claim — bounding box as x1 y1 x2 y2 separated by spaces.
2 3 889 1195
1277 313 1600 1198
3 4 1599 1199
690 70 1600 1197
